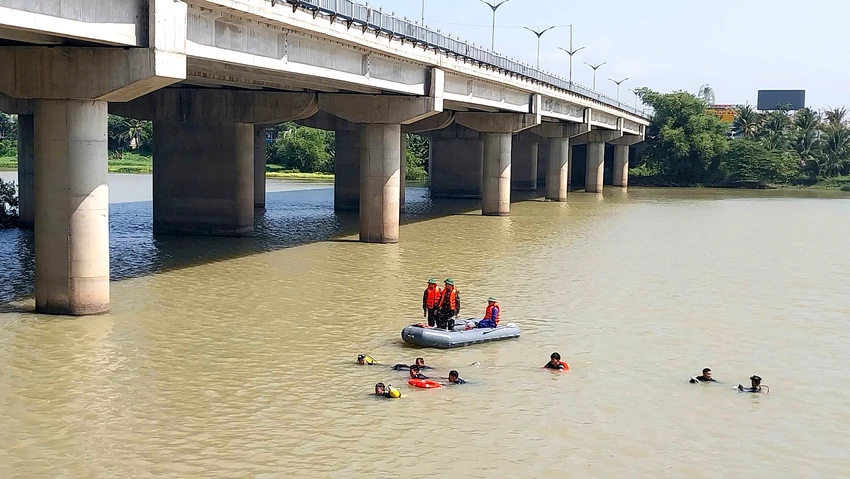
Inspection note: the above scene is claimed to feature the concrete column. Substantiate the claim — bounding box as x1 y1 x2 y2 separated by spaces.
34 100 109 315
254 125 266 209
334 128 360 212
537 139 549 187
546 137 570 202
17 114 34 229
153 121 254 236
613 144 629 187
429 138 483 198
359 123 401 243
482 132 512 216
400 133 406 212
586 141 605 194
511 136 538 191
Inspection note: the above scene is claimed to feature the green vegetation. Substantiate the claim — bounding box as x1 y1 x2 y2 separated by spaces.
0 179 18 228
634 88 850 189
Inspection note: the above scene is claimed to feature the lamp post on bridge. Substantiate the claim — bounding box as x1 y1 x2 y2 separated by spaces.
523 25 558 70
421 0 425 26
557 25 584 85
583 61 606 91
628 88 639 110
477 0 513 51
609 77 629 102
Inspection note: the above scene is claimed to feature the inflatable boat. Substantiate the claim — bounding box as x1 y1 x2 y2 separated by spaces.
401 320 520 349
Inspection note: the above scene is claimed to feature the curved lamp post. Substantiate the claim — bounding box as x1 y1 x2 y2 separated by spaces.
609 77 629 101
557 25 584 85
584 61 607 90
477 0 513 51
523 26 557 69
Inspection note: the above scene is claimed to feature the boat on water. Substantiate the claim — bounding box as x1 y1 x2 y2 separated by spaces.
401 319 520 349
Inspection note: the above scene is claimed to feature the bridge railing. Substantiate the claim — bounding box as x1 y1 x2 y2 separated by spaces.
279 0 649 118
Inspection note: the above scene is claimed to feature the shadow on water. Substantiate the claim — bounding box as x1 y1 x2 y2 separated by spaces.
0 186 482 305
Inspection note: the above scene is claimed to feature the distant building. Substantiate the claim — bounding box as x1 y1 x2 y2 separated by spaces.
706 104 739 123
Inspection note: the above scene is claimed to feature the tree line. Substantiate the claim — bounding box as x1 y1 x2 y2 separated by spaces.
635 87 850 189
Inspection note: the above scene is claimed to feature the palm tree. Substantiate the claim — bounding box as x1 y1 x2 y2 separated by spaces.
117 119 149 150
820 125 850 177
794 107 820 132
824 107 848 129
732 105 761 139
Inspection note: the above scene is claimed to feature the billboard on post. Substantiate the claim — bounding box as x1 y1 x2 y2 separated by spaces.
757 90 806 111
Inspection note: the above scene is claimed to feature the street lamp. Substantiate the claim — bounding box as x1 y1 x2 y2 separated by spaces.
477 0 513 51
584 61 606 90
523 26 557 69
557 25 584 85
628 88 639 109
609 77 629 101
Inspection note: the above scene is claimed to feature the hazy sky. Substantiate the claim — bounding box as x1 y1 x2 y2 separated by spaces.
372 0 850 109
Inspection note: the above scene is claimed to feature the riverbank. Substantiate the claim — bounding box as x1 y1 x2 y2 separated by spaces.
0 154 336 180
629 171 850 191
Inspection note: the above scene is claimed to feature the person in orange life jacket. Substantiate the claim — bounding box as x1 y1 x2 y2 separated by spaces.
422 278 443 327
544 352 569 370
436 278 460 330
409 366 429 379
477 297 500 328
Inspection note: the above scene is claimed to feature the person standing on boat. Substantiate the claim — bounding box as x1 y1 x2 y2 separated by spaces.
422 278 443 327
477 297 500 328
436 278 461 330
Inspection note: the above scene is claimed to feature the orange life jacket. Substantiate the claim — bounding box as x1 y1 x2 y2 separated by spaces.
484 302 501 324
438 287 458 310
424 285 442 309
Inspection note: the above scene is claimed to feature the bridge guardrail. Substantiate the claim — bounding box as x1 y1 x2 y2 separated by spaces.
277 0 649 118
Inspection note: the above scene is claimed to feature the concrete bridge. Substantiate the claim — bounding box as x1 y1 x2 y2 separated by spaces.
0 0 648 315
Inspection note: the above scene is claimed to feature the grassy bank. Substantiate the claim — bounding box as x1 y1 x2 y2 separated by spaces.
629 169 850 191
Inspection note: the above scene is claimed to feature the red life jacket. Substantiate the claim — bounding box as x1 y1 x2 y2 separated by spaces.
439 287 458 310
484 302 501 324
424 285 442 309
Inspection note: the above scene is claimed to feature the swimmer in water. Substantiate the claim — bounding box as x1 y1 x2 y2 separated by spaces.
447 370 466 385
738 375 768 393
543 352 568 370
374 382 401 398
690 368 717 383
357 354 377 365
409 366 429 379
392 357 432 371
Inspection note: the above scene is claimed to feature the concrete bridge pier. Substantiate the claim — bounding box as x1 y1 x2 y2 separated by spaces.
319 94 441 243
511 132 539 191
422 123 482 199
572 130 624 194
456 113 540 216
254 126 268 210
531 123 590 202
611 135 644 187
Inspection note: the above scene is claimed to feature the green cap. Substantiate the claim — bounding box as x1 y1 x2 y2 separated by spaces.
444 278 454 285
488 297 496 302
427 278 437 284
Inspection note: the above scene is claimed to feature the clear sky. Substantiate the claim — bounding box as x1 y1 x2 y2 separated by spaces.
372 0 850 109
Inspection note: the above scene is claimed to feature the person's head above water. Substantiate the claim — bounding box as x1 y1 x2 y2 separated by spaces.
448 370 460 382
415 357 425 367
750 375 762 387
702 368 712 379
375 383 386 395
549 352 561 367
409 366 421 377
357 354 366 365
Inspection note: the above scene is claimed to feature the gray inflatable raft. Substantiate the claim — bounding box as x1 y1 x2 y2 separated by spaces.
401 320 520 349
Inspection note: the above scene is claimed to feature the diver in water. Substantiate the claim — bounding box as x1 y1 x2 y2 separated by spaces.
447 370 466 385
357 354 377 365
409 366 429 379
543 352 569 370
690 368 717 383
374 382 401 398
738 375 768 393
392 357 432 371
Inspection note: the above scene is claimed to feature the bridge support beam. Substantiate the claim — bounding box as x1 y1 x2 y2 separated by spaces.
153 121 254 236
573 130 624 194
511 133 539 191
319 94 441 243
610 134 644 188
254 126 266 209
34 100 109 315
456 112 540 216
529 123 590 202
334 128 361 212
17 114 35 229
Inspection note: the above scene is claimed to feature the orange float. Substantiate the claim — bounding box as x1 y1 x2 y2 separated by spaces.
408 378 443 389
